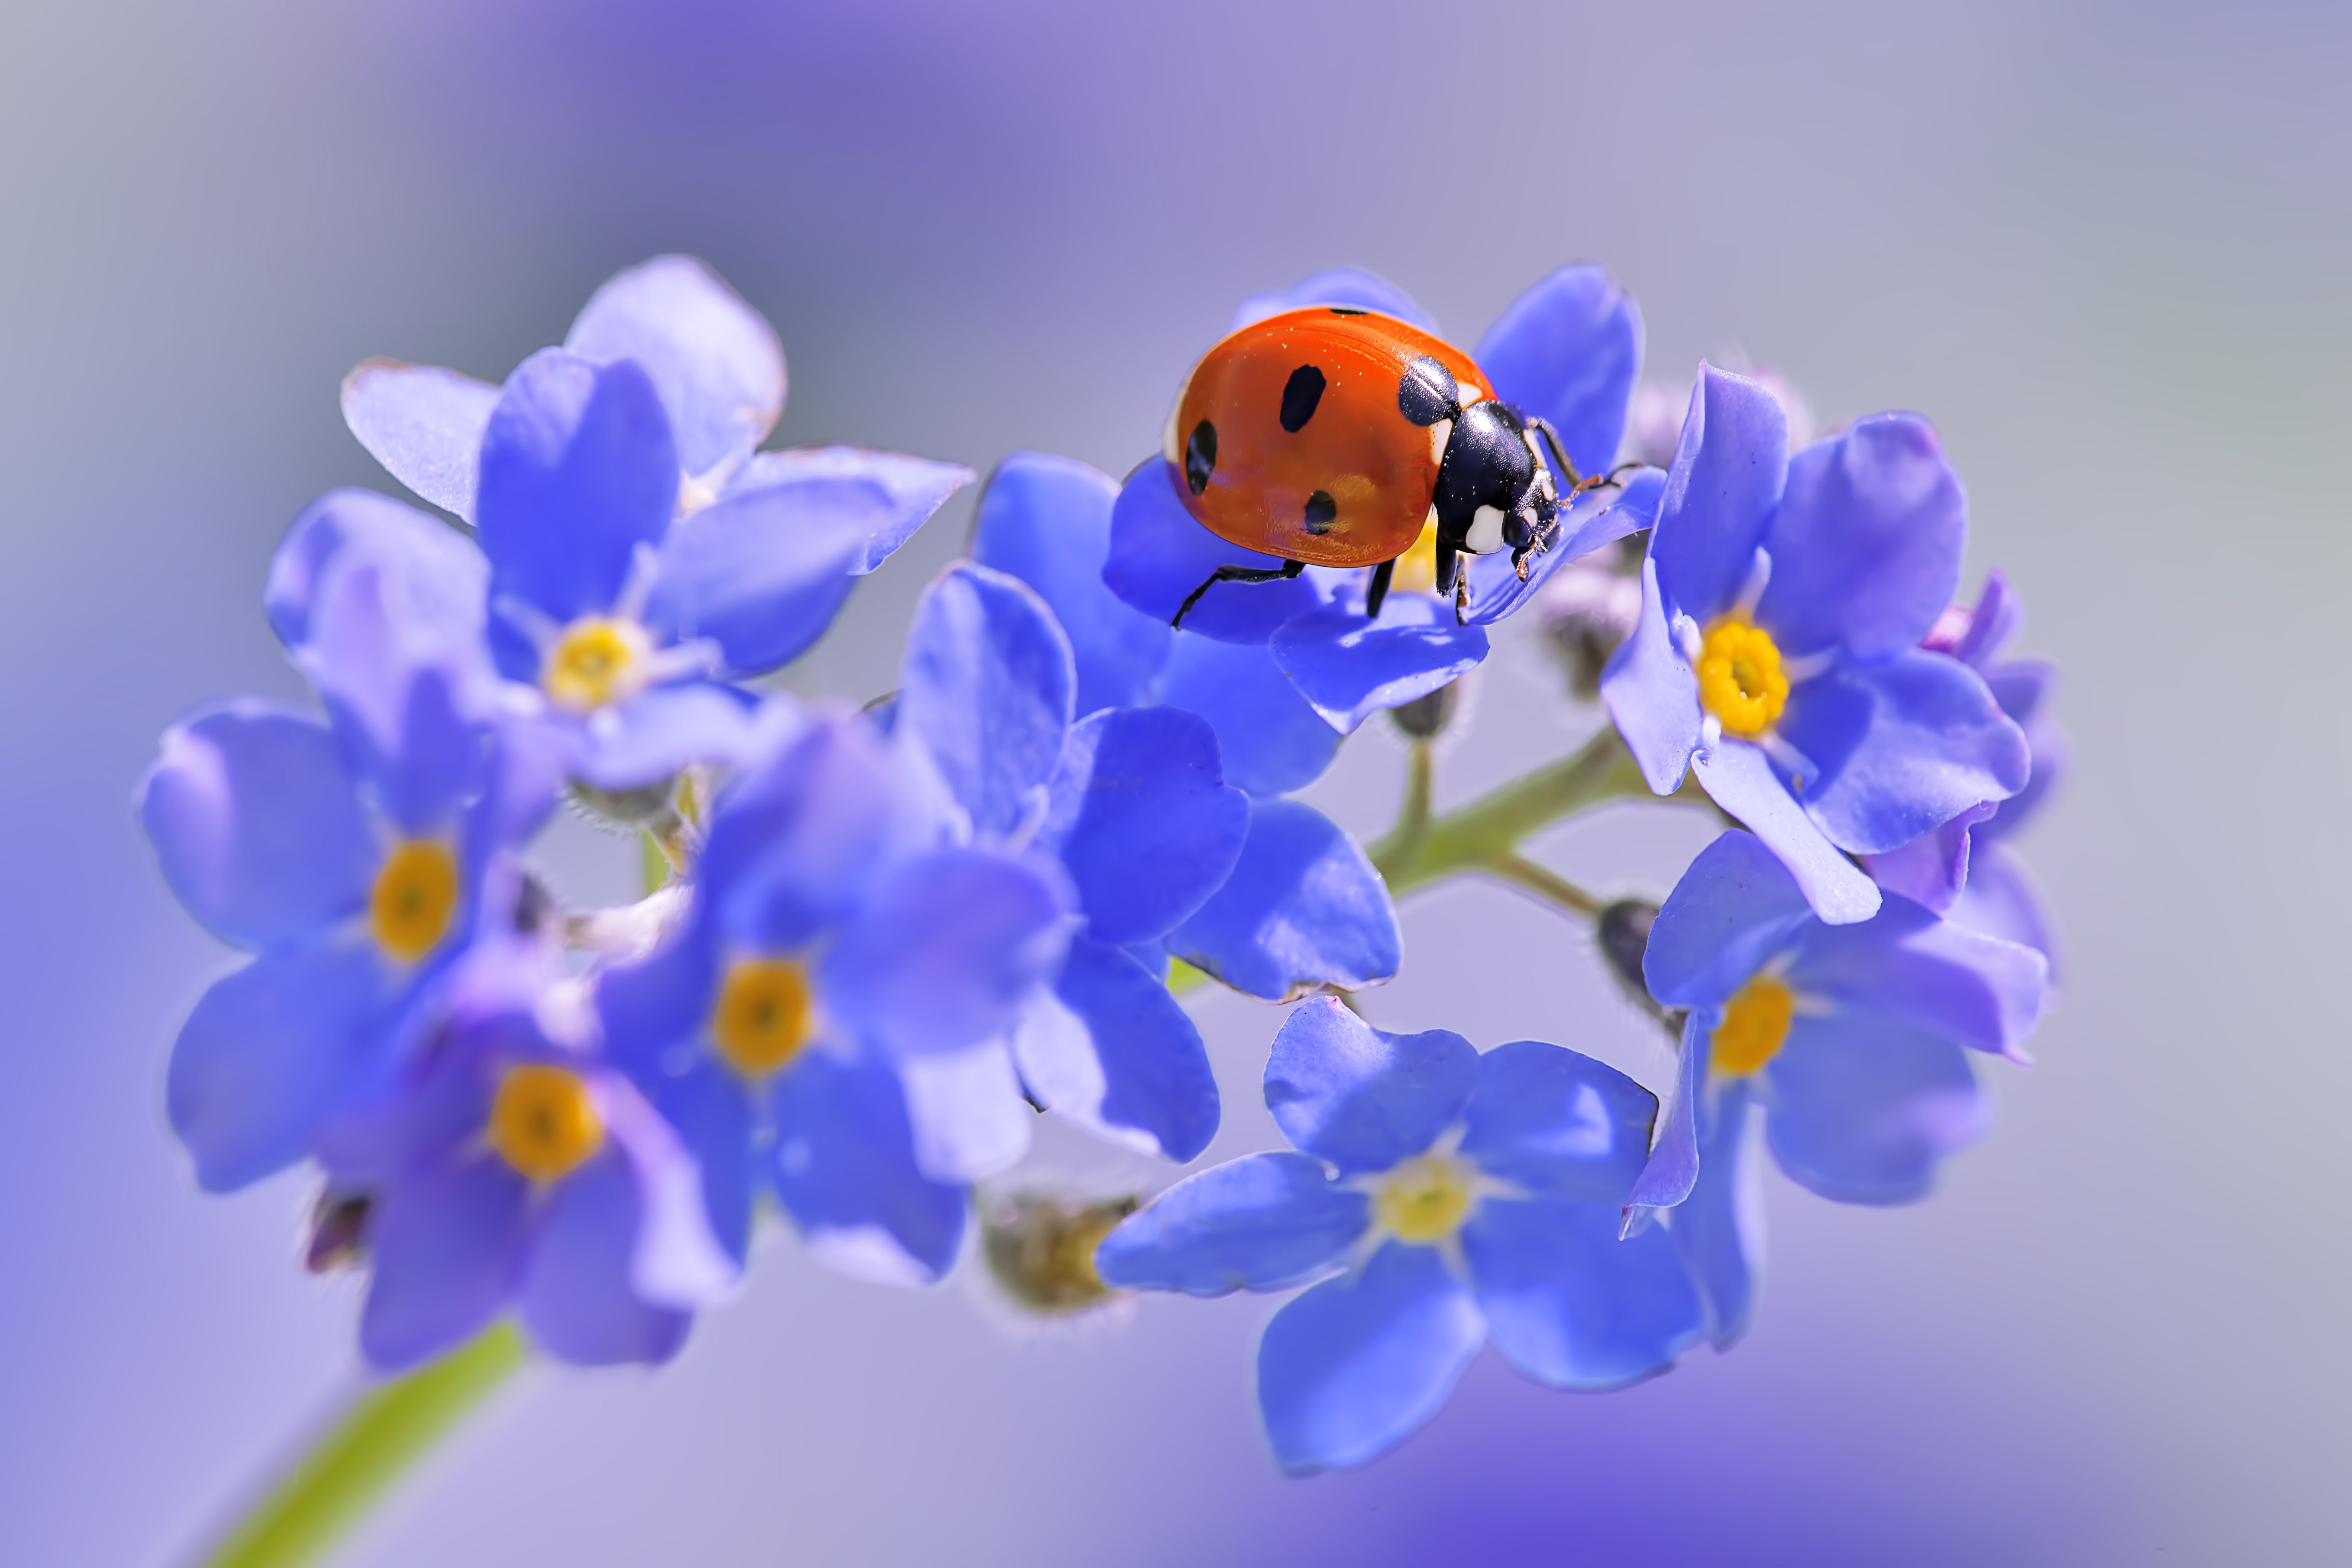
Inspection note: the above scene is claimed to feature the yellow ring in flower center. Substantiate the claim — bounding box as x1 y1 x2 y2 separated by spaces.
1696 617 1788 737
369 839 459 964
1712 973 1796 1077
710 957 815 1079
1375 1152 1475 1244
543 616 653 713
488 1063 605 1182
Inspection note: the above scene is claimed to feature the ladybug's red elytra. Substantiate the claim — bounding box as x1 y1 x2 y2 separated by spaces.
1163 306 1609 627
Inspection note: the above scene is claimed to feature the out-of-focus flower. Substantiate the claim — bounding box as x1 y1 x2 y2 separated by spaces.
1097 999 1705 1475
1533 539 1643 700
1600 364 2030 924
1624 371 1815 472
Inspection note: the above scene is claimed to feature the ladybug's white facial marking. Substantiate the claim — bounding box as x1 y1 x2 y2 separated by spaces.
1466 505 1508 554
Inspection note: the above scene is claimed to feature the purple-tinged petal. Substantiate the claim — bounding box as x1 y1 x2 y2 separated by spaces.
266 488 487 652
1042 706 1248 945
1786 894 2047 1063
1599 555 1703 794
1473 263 1642 481
475 350 677 625
564 254 784 487
1644 830 1818 1008
1458 1039 1654 1201
569 683 758 794
892 1038 1032 1183
1231 267 1437 333
601 1075 739 1307
340 361 499 522
1103 458 1331 645
1978 657 2064 841
1778 650 2030 856
139 702 374 950
360 1154 529 1372
1264 998 1475 1176
898 562 1075 836
517 1153 693 1367
970 452 1171 714
1464 465 1665 627
1649 364 1786 624
1859 801 1996 917
1269 596 1489 735
1949 845 2060 974
771 1052 967 1286
634 1060 755 1267
1756 415 1964 662
1464 1196 1702 1390
1167 799 1400 1001
1012 936 1220 1162
1257 1239 1484 1476
1692 742 1882 924
1095 1152 1367 1296
1934 569 2024 668
699 714 897 952
1764 1014 1987 1206
1671 1076 1765 1349
1626 1013 1703 1215
1156 632 1339 796
642 478 876 676
733 446 973 574
168 943 391 1192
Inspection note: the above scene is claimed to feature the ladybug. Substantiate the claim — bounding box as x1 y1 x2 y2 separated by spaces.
1162 306 1610 627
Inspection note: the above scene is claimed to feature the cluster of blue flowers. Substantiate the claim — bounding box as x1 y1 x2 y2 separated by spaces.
140 256 2059 1475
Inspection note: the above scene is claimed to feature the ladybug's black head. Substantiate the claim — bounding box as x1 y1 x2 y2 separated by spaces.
1400 356 1560 573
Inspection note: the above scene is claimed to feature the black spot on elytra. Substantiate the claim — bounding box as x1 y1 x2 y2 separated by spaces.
1279 365 1327 433
1328 307 1368 316
1303 490 1337 534
1398 355 1458 427
1184 420 1217 495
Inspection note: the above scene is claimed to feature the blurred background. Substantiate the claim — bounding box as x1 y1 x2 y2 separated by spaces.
3 0 2346 1562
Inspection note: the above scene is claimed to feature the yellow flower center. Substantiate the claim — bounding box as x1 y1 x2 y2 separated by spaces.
1375 1152 1476 1244
488 1063 605 1182
542 616 652 712
1391 518 1442 594
709 957 815 1079
369 840 459 964
1697 617 1788 738
1712 973 1796 1077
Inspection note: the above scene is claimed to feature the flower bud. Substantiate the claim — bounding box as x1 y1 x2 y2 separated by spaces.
1389 677 1464 740
979 1192 1139 1315
1595 898 1676 1025
570 777 677 829
304 1190 371 1273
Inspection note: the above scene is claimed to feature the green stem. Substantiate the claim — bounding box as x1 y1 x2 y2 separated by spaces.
1369 727 1646 899
1482 852 1606 918
195 1324 527 1568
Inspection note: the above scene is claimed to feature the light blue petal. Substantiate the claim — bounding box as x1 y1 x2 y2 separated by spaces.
139 702 375 949
1230 267 1438 332
643 477 878 676
1785 894 2047 1063
568 683 758 794
1649 364 1786 625
360 1153 529 1372
1463 465 1665 627
1457 1039 1655 1201
1257 1239 1484 1476
1264 998 1475 1176
1013 936 1220 1162
475 349 678 624
969 452 1171 714
1103 457 1332 645
698 713 897 952
1155 633 1339 796
266 487 487 651
1598 555 1702 794
1094 1152 1367 1295
1167 799 1400 1001
1269 596 1489 734
1948 844 2060 971
518 1153 692 1366
564 254 784 487
339 361 500 522
1643 830 1816 1008
1859 802 1996 917
637 1060 756 1267
598 1077 740 1309
1691 741 1882 924
771 1052 967 1286
168 942 392 1192
1472 263 1642 481
732 446 974 574
1671 1077 1765 1349
1766 1014 1988 1205
898 562 1075 836
1041 706 1248 945
1626 1013 1704 1214
1464 1196 1703 1390
892 1037 1033 1183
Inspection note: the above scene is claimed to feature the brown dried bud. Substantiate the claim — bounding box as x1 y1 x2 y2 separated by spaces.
304 1191 372 1273
979 1192 1140 1315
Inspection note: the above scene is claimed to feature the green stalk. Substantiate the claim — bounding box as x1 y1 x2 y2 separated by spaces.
1369 727 1647 898
194 1323 528 1568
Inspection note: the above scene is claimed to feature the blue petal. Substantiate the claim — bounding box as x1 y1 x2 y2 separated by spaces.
1041 706 1248 945
635 1060 756 1266
1649 364 1787 624
1756 414 1965 661
1859 802 1995 916
1103 457 1332 645
1765 1014 1988 1205
1269 597 1489 734
823 848 1072 1059
1626 1013 1703 1214
1463 1196 1703 1389
1948 844 2060 970
1464 466 1665 627
475 349 678 624
568 683 759 794
139 702 375 949
339 362 500 522
891 1038 1033 1182
1690 741 1882 924
698 714 897 952
1671 1077 1766 1349
643 477 879 676
360 1153 529 1372
168 942 391 1192
1094 1152 1367 1295
1166 799 1400 1001
1643 830 1817 1008
1011 936 1220 1162
898 562 1075 836
1777 651 2032 856
266 487 487 651
1230 267 1437 332
732 446 974 574
1457 1039 1655 1201
1264 998 1475 1175
771 1052 967 1286
1598 556 1702 794
1785 893 2047 1062
563 254 784 487
969 452 1171 714
1257 1239 1484 1476
517 1153 692 1366
1155 633 1339 796
1472 263 1642 480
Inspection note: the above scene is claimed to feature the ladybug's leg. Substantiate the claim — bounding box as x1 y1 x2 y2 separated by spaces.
1365 559 1397 619
1171 558 1304 629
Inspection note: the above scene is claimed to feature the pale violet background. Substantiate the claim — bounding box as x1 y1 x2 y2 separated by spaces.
1 0 2345 1563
